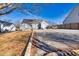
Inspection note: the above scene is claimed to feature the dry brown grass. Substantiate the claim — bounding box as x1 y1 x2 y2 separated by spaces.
0 30 32 56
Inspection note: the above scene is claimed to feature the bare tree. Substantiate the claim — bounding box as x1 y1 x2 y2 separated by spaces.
0 3 21 16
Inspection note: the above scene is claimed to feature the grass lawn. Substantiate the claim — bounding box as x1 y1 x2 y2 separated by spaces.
0 31 32 56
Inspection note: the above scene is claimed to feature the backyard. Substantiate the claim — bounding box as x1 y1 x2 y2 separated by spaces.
0 29 79 56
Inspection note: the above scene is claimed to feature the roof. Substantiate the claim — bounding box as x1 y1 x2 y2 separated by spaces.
22 19 42 24
0 20 13 26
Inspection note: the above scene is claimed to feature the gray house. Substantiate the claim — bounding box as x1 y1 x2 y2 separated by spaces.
0 20 16 32
57 5 79 29
20 19 49 31
63 5 79 24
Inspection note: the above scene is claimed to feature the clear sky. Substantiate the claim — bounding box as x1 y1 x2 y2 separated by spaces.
0 3 77 24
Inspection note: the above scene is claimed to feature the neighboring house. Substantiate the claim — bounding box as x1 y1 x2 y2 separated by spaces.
0 20 16 32
57 5 79 29
58 4 79 29
20 19 49 31
63 5 79 24
41 21 49 29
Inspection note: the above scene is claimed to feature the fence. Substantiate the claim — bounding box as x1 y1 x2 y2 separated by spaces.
57 23 79 29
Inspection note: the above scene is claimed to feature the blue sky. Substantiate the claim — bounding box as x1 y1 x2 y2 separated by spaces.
0 3 77 24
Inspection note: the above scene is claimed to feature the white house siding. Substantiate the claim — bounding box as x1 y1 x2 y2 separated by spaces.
20 23 39 31
10 24 16 31
0 22 16 32
1 24 3 32
63 5 79 24
31 24 38 29
2 24 16 32
41 21 49 29
20 23 31 31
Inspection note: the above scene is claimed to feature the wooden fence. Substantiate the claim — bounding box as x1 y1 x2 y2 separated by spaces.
57 23 79 29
